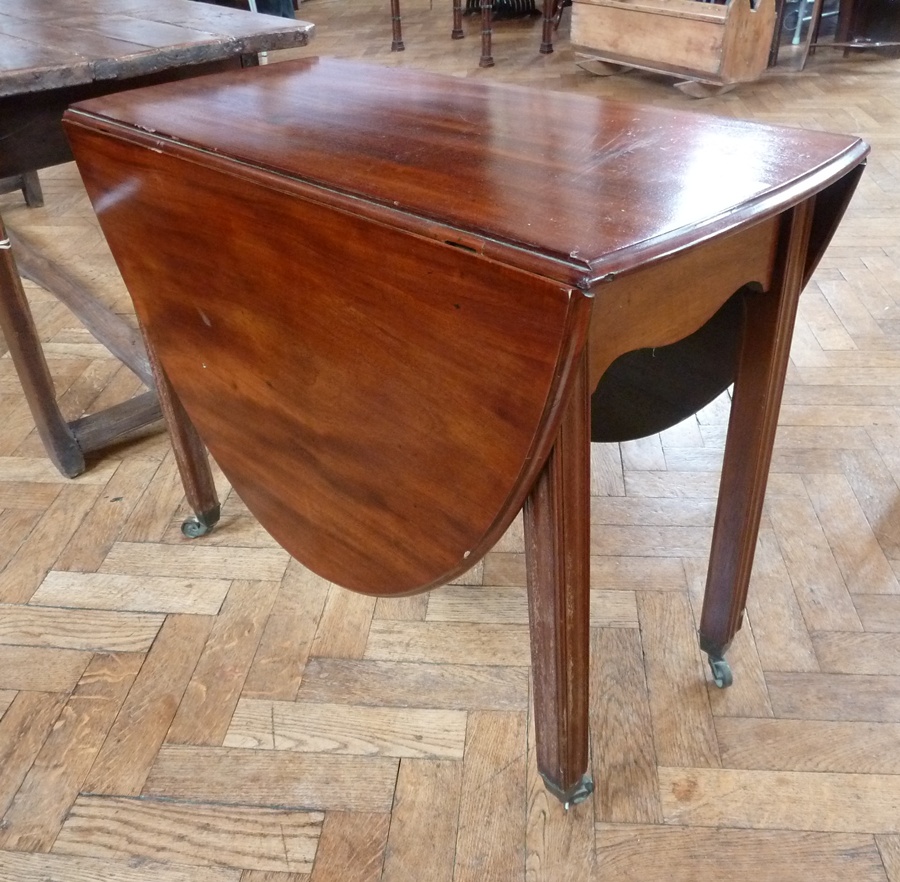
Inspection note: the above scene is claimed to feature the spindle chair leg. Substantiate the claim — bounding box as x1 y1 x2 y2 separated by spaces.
390 0 404 50
452 0 464 37
479 0 494 66
541 0 556 52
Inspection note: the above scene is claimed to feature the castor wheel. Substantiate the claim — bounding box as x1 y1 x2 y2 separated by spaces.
540 772 594 809
181 505 221 539
708 656 733 689
563 775 594 811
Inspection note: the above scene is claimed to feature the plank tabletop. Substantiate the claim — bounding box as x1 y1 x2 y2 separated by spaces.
0 0 314 97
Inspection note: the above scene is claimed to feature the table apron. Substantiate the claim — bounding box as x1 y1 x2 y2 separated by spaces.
586 214 780 390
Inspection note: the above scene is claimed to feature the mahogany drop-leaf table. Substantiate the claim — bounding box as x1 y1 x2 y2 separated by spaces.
63 57 868 805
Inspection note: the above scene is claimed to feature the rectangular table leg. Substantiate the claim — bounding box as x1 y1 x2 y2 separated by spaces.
142 330 221 536
524 350 593 807
699 197 817 681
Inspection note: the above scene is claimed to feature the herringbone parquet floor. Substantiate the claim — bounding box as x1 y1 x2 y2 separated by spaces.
3 2 900 880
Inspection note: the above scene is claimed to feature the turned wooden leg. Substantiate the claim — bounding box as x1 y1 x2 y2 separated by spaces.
699 197 816 686
141 330 221 537
390 0 404 51
479 0 494 67
452 0 464 38
0 213 85 477
524 350 592 807
540 0 555 53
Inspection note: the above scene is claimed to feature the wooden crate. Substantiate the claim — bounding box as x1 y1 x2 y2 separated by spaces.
571 0 776 86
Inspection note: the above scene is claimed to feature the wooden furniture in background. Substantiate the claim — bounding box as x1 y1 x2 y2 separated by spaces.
0 171 42 207
64 57 866 805
0 0 313 532
572 0 777 94
389 0 567 67
835 0 900 51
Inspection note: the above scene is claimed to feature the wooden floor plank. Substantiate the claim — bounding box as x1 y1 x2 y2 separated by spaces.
240 561 330 702
812 631 900 675
619 435 665 473
0 645 91 691
0 691 68 818
240 872 309 882
766 672 900 722
595 824 887 882
0 851 243 881
373 594 429 622
660 766 900 833
622 469 721 499
591 496 717 528
381 760 462 882
480 552 527 586
0 456 115 485
590 627 662 824
309 584 376 661
453 712 527 882
364 621 532 666
166 581 279 746
589 524 713 558
480 552 690 593
839 448 900 561
589 556 688 592
765 494 863 633
716 717 900 774
854 594 900 632
742 529 820 673
295 658 529 712
118 451 195 544
84 614 214 795
590 441 625 496
30 571 231 615
636 592 720 769
143 745 399 813
804 472 900 594
0 653 142 852
877 835 900 882
99 541 289 582
0 483 103 603
425 585 638 628
0 603 163 652
308 812 390 882
53 795 322 874
0 510 41 574
225 698 467 759
53 457 164 573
